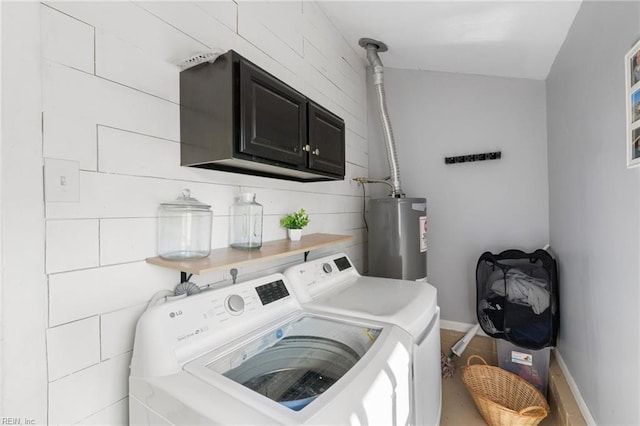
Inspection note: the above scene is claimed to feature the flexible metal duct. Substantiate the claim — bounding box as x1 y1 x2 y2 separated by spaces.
359 38 404 198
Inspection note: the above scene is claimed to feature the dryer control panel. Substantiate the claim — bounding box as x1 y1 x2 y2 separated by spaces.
283 253 361 302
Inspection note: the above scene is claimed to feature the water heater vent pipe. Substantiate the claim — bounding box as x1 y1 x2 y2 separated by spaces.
358 38 404 198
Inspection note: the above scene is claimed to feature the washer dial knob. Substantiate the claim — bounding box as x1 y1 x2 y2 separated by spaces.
322 263 333 274
226 294 245 314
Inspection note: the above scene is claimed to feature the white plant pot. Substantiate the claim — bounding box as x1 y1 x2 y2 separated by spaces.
288 229 302 241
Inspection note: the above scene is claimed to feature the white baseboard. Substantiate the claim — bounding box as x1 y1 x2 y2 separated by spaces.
553 350 596 425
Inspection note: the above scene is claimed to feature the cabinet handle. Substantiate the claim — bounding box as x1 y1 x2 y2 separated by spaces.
313 149 320 156
303 145 311 152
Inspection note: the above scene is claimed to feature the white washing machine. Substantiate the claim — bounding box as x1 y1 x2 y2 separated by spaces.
129 273 415 425
283 253 442 426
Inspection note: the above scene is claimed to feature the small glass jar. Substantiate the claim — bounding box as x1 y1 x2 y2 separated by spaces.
230 193 263 250
157 189 212 260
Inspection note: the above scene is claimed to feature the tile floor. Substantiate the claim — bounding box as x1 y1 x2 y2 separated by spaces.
440 362 559 425
439 329 564 425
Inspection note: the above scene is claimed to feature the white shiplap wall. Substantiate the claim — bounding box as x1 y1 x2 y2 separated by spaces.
2 2 48 423
40 1 368 423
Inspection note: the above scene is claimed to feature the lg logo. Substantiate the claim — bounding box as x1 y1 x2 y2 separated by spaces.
169 310 183 318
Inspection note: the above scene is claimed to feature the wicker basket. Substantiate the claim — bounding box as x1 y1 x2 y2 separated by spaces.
461 355 549 426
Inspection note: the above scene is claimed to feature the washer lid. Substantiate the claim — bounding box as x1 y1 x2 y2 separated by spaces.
140 314 414 426
204 314 381 411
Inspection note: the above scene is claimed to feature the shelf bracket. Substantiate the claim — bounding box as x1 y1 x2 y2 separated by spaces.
304 251 310 262
180 272 193 283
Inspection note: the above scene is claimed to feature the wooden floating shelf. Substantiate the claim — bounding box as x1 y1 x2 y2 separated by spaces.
146 233 354 276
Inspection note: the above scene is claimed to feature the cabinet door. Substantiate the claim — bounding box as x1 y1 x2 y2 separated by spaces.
308 102 345 177
239 60 306 166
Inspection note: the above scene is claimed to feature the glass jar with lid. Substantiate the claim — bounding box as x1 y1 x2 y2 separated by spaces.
230 193 263 250
157 189 212 260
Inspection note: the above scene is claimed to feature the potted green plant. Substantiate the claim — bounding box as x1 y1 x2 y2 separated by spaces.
280 208 310 241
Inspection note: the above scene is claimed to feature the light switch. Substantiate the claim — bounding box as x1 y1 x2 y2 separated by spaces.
45 158 79 202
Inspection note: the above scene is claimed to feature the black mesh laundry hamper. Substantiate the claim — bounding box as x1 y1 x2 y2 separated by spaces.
476 249 559 350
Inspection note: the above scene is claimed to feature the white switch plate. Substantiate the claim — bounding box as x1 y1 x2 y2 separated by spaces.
45 158 79 202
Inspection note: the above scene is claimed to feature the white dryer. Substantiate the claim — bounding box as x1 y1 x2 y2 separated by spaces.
130 273 414 425
283 253 442 426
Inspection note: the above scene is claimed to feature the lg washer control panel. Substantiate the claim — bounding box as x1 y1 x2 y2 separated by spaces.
159 274 299 350
255 279 290 305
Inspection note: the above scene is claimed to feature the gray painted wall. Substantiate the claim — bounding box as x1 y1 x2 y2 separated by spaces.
547 1 640 424
367 68 549 324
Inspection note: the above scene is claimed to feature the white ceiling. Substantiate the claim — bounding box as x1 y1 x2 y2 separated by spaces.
318 1 582 80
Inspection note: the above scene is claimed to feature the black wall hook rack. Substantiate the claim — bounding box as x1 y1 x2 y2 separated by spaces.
444 151 501 165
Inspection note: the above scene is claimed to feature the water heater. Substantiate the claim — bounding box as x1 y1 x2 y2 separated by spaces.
368 197 427 280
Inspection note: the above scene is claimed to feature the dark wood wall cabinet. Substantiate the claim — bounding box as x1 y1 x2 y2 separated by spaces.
180 50 346 182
